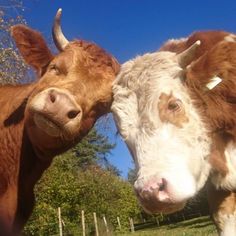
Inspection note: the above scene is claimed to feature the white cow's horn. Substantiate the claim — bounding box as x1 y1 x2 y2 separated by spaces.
52 8 69 51
177 40 201 68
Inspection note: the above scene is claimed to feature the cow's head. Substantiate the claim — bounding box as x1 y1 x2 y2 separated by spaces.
112 41 212 214
11 9 119 158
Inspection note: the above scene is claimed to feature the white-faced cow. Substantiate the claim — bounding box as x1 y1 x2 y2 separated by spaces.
112 31 236 235
0 9 119 235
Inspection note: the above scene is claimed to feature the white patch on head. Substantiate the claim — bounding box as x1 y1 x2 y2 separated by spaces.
112 50 212 205
217 212 236 236
224 34 236 42
211 142 236 190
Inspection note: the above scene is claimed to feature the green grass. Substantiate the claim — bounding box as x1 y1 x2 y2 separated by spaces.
118 216 217 236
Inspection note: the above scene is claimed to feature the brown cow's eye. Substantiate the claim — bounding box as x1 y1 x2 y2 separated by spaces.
49 64 60 75
168 99 182 112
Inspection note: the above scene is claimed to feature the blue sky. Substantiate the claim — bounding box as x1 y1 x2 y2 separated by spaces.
6 0 236 177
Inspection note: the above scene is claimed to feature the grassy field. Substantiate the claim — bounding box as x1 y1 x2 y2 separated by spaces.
118 216 217 236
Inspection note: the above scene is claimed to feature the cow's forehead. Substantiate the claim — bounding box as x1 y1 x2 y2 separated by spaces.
114 51 186 107
115 51 182 93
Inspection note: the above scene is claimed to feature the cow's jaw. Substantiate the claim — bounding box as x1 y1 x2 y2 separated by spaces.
131 123 211 214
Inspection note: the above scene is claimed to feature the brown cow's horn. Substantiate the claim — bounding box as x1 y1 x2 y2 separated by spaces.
177 40 201 68
52 8 69 51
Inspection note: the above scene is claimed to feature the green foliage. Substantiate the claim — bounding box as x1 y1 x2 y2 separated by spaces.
71 128 116 169
23 129 141 235
76 166 140 232
128 167 137 184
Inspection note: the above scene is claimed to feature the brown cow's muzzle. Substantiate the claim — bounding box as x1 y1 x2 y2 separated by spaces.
134 177 186 214
28 87 82 139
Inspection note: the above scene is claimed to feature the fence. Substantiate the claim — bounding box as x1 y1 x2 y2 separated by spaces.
56 207 204 236
57 207 136 236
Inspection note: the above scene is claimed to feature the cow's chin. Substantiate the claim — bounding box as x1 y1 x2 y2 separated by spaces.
139 198 186 215
33 113 76 140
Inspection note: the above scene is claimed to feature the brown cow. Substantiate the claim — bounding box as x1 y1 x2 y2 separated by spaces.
0 9 119 235
112 31 236 235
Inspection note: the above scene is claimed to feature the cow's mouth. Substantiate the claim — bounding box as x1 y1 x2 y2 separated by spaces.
34 113 62 137
140 198 186 214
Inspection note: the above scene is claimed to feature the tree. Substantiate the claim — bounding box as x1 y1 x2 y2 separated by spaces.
0 0 29 84
75 166 140 232
128 167 137 184
70 128 117 171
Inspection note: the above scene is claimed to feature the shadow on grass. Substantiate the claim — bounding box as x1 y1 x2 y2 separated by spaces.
135 222 157 231
134 216 214 232
166 216 214 230
189 222 214 229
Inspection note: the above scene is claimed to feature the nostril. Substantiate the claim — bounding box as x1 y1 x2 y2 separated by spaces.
49 92 56 103
159 178 167 192
67 110 80 119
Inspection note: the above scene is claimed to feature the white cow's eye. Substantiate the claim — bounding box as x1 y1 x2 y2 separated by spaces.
168 99 182 112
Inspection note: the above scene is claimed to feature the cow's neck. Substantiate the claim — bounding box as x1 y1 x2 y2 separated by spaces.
0 83 35 232
0 83 54 232
0 83 36 182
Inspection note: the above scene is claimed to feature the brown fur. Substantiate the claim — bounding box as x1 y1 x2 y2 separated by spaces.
0 24 119 235
162 32 236 176
209 132 230 176
11 25 54 76
185 41 236 174
158 92 189 127
207 181 236 233
160 30 230 62
161 31 236 233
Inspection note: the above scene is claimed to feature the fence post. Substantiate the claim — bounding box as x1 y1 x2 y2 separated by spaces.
58 207 63 236
129 217 135 233
117 216 121 230
93 212 99 236
103 215 109 234
81 210 86 236
155 217 159 226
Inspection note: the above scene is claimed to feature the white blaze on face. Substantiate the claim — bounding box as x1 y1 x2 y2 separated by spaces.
112 50 211 213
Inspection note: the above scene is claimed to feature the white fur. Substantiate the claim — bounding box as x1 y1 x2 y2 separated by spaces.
211 142 236 190
161 37 188 50
224 34 236 42
218 212 236 236
112 50 211 205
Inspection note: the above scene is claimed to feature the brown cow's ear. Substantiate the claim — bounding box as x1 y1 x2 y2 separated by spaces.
11 24 54 76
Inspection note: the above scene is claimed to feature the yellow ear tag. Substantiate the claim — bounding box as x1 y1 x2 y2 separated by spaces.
205 76 222 90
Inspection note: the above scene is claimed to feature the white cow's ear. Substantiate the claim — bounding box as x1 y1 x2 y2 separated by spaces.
177 40 201 68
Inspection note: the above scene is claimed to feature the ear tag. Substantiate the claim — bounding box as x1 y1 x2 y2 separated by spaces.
205 76 222 90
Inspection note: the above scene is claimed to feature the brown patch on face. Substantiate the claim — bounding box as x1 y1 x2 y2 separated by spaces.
158 93 189 127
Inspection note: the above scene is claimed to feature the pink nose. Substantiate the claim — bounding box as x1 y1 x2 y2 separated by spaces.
45 89 81 124
134 177 187 214
135 178 170 203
